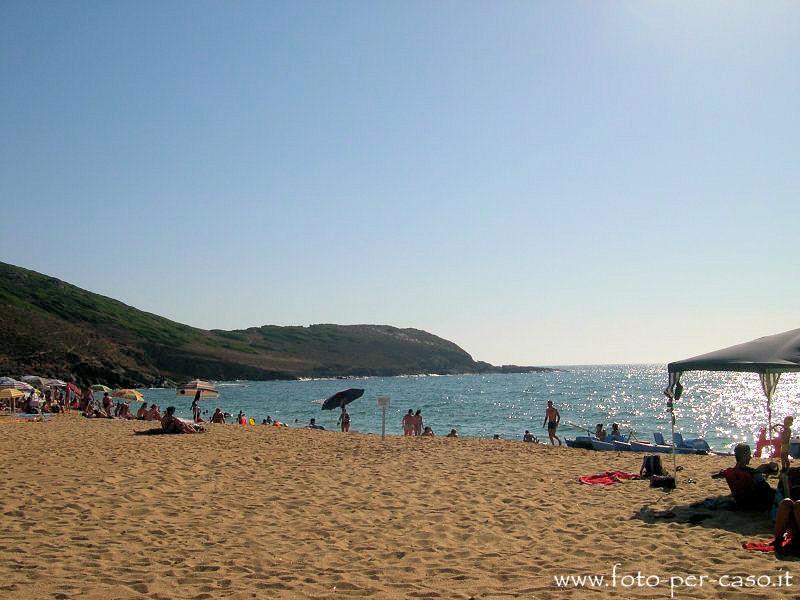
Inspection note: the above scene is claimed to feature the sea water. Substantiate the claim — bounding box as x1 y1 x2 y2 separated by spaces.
142 365 800 452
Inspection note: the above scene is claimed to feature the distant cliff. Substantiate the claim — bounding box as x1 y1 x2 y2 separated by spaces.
0 262 553 386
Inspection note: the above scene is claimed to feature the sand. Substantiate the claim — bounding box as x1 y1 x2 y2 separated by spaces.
0 414 791 599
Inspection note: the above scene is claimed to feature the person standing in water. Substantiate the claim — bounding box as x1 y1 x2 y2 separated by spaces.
542 400 562 446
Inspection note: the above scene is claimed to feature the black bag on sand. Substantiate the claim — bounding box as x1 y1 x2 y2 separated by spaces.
640 455 666 478
650 475 677 490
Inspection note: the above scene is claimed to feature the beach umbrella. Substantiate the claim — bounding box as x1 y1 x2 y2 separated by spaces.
177 380 218 398
91 384 112 393
45 379 67 388
112 389 144 402
21 375 46 388
0 377 34 392
0 388 26 413
321 388 364 411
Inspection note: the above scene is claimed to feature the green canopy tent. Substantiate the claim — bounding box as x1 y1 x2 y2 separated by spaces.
665 327 800 474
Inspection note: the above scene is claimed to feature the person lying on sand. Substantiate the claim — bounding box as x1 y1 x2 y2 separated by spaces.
307 418 324 430
161 406 204 433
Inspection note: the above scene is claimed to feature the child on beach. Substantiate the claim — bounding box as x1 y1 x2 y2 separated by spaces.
772 416 794 470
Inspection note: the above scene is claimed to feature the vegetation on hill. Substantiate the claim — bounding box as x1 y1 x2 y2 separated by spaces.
0 262 550 386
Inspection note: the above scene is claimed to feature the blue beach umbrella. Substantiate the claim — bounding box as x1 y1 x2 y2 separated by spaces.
321 389 364 411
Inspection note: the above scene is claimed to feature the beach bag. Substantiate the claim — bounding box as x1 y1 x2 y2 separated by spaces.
640 455 666 478
650 475 676 490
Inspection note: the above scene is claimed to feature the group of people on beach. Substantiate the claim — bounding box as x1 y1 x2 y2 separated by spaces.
401 409 430 436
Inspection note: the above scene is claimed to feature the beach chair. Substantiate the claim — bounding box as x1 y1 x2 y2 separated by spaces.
653 432 666 445
673 432 685 448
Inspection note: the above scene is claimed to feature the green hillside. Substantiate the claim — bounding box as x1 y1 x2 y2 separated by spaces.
0 262 546 386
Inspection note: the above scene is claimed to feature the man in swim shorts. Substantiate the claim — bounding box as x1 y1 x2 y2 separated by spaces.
542 400 562 446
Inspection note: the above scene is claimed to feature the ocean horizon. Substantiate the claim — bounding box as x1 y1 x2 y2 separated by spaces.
140 364 798 452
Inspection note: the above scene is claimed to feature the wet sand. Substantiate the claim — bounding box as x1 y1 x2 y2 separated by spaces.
0 414 788 599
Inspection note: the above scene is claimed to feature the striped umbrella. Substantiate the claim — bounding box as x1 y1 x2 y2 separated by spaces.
91 384 112 393
0 388 26 400
176 380 218 398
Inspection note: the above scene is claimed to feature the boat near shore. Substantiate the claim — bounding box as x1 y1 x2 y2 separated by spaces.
566 432 709 454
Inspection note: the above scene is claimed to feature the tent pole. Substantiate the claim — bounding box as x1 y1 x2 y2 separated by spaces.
670 409 677 477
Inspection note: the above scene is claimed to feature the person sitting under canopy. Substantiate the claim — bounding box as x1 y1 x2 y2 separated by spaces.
717 443 775 511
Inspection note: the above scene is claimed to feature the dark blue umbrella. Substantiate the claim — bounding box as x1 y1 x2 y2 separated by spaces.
321 388 364 411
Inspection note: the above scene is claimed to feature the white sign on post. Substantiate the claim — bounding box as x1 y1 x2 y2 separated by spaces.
377 396 390 439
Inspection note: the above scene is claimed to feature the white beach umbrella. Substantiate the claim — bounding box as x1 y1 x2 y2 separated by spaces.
0 377 34 392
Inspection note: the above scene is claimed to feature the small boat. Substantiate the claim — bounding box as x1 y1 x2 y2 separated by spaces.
590 438 617 451
565 436 594 450
611 439 633 451
629 440 672 453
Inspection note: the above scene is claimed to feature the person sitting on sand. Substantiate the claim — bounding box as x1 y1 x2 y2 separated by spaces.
422 426 434 437
773 495 800 553
264 415 273 424
211 408 225 424
595 424 607 442
147 404 162 421
161 406 203 434
716 443 775 511
307 418 324 430
102 393 113 416
523 430 535 443
117 403 134 420
136 402 149 419
446 429 458 438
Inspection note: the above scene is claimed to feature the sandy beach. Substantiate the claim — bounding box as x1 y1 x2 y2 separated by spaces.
0 414 790 599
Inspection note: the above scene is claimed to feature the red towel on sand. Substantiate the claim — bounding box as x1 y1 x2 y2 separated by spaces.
579 471 640 486
743 533 795 554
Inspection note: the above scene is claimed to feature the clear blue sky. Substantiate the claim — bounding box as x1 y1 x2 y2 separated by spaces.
2 1 798 365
